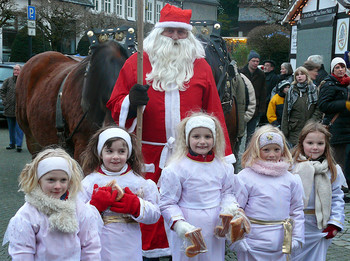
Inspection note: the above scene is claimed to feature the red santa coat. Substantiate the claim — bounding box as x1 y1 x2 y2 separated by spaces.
107 52 235 257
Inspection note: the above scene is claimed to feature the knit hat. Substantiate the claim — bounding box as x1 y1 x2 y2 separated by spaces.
97 128 132 158
248 50 260 62
185 115 216 146
259 132 284 150
277 80 291 91
155 4 192 31
331 57 346 73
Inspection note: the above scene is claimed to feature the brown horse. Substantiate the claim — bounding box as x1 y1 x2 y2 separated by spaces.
16 40 129 161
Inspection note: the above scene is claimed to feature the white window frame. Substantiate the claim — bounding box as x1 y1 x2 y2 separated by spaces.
93 0 102 12
146 0 154 23
105 0 112 13
155 1 162 22
116 0 125 18
127 0 136 21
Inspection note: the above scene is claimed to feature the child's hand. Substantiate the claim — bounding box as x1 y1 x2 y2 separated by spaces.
110 187 140 217
90 184 118 212
322 224 341 239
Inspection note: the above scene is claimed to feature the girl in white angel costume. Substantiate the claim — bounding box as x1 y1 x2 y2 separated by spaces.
159 112 242 261
79 126 160 260
3 147 102 260
235 125 305 260
291 122 345 261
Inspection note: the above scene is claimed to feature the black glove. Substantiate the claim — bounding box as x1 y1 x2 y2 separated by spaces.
128 84 149 118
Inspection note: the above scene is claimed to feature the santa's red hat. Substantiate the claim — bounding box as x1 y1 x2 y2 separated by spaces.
155 4 192 31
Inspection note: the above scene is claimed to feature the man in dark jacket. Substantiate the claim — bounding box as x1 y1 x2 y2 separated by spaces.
263 60 279 101
307 55 328 87
0 64 24 152
240 50 266 147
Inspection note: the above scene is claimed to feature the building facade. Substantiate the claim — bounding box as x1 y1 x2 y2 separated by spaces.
282 0 350 72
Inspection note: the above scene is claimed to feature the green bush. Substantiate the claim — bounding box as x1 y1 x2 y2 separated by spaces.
229 42 249 68
247 24 290 69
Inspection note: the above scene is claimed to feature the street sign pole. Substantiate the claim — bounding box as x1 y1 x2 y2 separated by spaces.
28 0 32 59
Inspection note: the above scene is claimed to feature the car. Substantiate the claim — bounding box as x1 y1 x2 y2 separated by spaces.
0 63 25 119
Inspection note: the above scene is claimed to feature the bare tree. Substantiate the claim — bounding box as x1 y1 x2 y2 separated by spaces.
241 0 292 23
0 0 16 28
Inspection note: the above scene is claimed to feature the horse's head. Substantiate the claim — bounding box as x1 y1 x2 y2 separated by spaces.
81 40 129 127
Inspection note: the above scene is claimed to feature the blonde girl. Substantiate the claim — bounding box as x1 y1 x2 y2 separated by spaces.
235 125 304 260
159 112 241 261
291 122 345 261
281 66 322 147
79 125 160 261
3 147 102 260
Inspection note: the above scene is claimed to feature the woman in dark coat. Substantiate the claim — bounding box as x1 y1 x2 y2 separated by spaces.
318 57 350 188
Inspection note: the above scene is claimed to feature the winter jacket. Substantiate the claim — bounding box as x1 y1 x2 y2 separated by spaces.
318 75 350 145
267 92 285 127
0 76 17 117
240 64 266 117
265 70 279 101
281 84 322 145
315 65 328 87
241 73 256 124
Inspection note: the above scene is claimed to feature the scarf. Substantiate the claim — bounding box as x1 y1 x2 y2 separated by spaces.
249 159 290 176
331 73 350 86
287 82 318 117
25 187 78 233
294 156 332 229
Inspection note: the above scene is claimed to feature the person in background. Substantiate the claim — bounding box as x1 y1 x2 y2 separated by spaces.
240 50 266 147
303 60 320 85
267 80 290 128
0 64 24 152
270 62 294 98
281 66 322 147
307 55 328 87
263 60 279 102
318 57 350 192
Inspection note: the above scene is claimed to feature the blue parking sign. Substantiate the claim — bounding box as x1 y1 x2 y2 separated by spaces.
28 6 35 20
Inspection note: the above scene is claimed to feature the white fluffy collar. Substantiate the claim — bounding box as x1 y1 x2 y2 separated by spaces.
249 159 290 176
25 187 78 233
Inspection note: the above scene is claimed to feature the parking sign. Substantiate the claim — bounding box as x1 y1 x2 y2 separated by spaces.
28 6 35 20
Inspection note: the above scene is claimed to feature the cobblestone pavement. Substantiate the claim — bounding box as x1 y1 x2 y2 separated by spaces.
0 127 349 260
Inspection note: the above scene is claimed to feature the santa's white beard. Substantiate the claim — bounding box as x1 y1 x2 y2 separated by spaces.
146 35 200 92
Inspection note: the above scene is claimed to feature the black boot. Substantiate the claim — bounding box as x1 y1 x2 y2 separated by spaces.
6 144 15 150
16 146 22 152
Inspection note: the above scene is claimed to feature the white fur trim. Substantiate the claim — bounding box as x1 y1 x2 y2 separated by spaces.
225 154 236 164
37 157 71 180
97 128 132 158
142 247 171 258
185 115 216 145
155 21 192 31
119 95 130 128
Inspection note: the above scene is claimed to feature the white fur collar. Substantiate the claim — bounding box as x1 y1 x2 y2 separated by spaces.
249 159 290 176
25 187 78 233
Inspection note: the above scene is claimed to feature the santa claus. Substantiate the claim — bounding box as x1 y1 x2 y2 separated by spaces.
107 3 235 259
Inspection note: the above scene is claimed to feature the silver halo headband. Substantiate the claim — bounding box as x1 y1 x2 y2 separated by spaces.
185 116 216 145
97 128 132 158
37 157 71 180
259 132 284 150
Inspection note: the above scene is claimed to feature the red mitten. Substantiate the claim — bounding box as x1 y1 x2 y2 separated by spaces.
90 184 118 212
322 224 341 239
110 187 140 217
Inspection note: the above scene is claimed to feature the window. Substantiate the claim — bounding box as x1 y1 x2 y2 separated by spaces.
155 1 162 22
127 0 135 20
146 0 154 23
116 0 124 18
93 0 101 12
105 0 111 13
